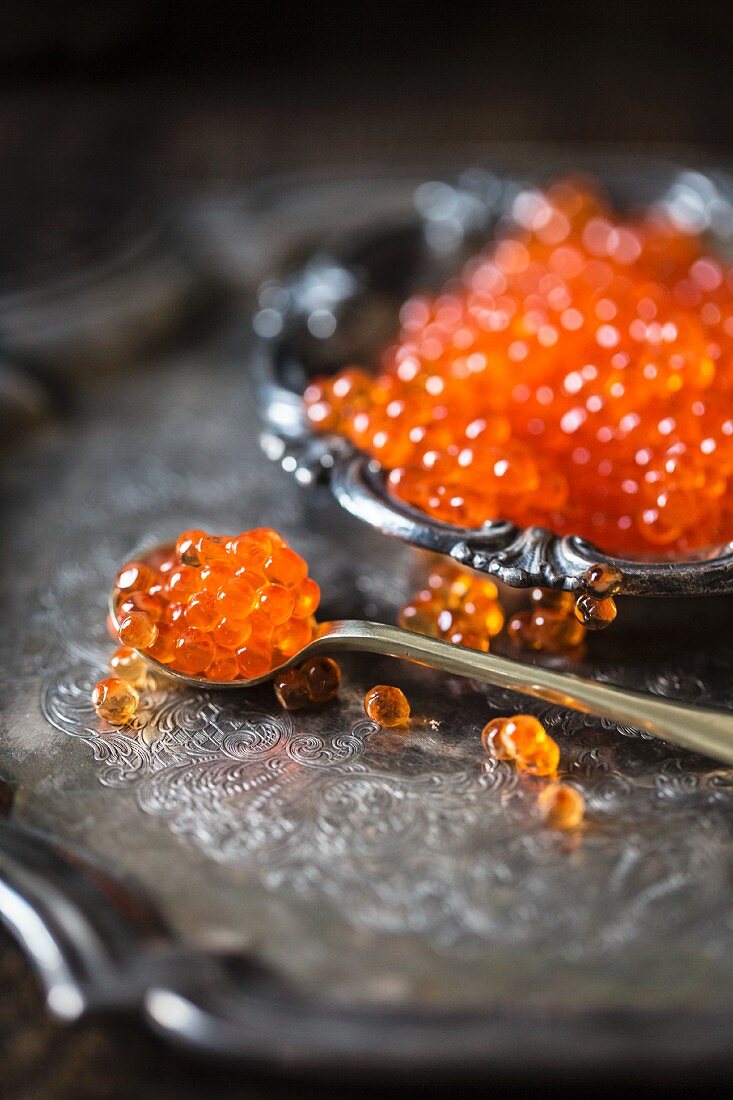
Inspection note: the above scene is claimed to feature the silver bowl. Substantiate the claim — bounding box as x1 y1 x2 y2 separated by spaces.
253 158 733 599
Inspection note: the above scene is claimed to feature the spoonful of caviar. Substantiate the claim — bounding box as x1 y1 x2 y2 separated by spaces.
96 527 733 767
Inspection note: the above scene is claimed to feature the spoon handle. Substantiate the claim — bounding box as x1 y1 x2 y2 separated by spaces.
314 621 733 765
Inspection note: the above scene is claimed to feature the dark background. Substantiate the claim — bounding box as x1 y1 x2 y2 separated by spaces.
0 1 732 285
2 3 733 1096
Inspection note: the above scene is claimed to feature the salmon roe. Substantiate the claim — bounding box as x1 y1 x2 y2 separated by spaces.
92 677 139 725
305 179 733 557
537 783 586 830
506 588 586 654
111 529 319 682
481 714 560 777
118 611 158 650
108 646 148 686
273 656 342 710
399 563 588 654
364 685 411 727
574 593 618 630
398 561 504 651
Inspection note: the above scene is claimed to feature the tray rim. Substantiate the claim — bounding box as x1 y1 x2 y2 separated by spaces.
3 819 733 1080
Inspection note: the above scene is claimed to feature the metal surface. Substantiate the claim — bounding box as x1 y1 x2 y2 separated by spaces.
255 160 733 597
2 166 733 1077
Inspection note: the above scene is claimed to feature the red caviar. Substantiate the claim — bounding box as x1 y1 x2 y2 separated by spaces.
305 179 733 557
364 685 411 726
273 656 342 710
537 783 586 830
92 677 139 725
481 714 560 777
398 561 504 651
506 588 586 654
112 530 319 682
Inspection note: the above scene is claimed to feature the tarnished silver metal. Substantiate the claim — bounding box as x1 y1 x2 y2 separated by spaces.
110 555 733 764
3 163 733 1078
255 161 733 598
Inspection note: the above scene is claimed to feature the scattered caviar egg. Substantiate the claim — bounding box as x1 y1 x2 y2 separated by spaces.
364 685 411 727
118 611 158 650
109 529 319 682
480 716 514 760
273 668 311 710
273 656 342 709
537 783 586 830
574 593 618 630
305 178 733 558
490 714 560 777
301 657 341 702
92 677 139 725
582 561 624 597
108 646 147 686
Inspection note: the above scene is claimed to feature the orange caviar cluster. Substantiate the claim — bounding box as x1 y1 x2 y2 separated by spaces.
305 179 733 557
481 714 560 777
398 561 504 651
112 528 320 682
506 589 586 654
481 713 586 830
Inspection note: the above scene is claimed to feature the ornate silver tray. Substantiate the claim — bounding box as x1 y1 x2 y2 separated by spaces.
255 159 733 598
2 161 733 1082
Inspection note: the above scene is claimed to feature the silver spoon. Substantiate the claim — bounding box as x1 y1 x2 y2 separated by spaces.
110 564 733 767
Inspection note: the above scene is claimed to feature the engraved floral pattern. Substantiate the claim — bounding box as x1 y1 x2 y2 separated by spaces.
5 167 733 1070
40 655 733 953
